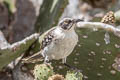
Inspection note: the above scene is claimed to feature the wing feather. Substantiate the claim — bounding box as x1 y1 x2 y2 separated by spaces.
22 27 56 63
39 27 56 49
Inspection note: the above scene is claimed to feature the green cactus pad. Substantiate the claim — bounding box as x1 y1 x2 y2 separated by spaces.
52 28 120 80
65 71 83 80
34 64 54 80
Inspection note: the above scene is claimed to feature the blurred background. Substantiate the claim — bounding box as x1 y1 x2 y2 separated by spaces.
1 0 120 43
0 0 120 80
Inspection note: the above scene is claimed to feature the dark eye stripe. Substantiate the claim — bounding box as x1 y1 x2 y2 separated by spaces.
59 19 73 30
65 20 72 23
68 20 72 23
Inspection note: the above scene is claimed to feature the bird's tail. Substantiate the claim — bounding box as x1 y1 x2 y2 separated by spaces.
22 50 44 63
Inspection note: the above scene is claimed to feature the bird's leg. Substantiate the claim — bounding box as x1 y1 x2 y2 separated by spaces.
44 56 51 64
41 52 45 57
62 57 66 63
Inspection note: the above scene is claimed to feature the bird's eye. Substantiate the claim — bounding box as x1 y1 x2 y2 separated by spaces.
64 20 72 24
64 21 68 24
68 20 72 23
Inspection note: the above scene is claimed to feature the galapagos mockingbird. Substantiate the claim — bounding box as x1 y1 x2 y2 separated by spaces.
23 18 82 64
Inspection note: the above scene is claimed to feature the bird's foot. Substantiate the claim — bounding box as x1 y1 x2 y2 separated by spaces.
43 56 52 66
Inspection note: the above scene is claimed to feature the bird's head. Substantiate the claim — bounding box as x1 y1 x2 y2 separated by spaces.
58 18 83 30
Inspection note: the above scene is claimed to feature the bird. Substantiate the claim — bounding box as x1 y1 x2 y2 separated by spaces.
23 18 82 64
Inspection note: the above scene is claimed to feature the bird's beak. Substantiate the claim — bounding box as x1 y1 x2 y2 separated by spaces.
73 19 83 23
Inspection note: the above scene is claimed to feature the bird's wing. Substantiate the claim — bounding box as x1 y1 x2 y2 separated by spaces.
22 27 56 63
39 27 56 49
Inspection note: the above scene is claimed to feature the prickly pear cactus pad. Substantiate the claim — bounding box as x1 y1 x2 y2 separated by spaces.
53 28 120 80
65 71 83 80
33 64 54 80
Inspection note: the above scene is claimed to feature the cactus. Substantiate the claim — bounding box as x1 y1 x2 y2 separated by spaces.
65 71 83 80
49 21 120 80
34 64 54 80
33 64 83 80
52 28 120 80
35 0 68 33
0 33 39 70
